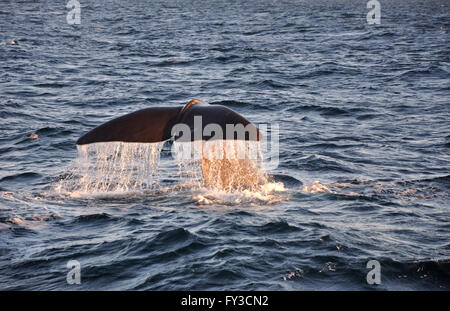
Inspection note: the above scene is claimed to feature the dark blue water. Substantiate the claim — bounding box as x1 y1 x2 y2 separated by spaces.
1 0 449 290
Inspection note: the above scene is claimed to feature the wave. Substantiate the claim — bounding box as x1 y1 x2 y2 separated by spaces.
0 172 42 183
301 177 449 201
286 104 372 116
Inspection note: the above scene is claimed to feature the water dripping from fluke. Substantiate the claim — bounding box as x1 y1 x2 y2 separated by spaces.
173 140 287 205
54 142 164 197
54 140 286 203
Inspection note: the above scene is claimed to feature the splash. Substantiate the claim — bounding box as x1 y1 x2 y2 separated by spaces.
173 140 269 191
173 140 287 205
55 142 164 195
55 139 286 204
191 181 286 206
301 179 449 200
302 181 333 193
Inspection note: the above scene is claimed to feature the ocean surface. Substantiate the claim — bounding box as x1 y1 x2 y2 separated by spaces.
0 0 449 290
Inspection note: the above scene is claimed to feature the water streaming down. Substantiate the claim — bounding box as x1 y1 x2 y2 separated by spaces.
173 140 269 190
54 138 268 194
171 139 287 205
55 142 164 195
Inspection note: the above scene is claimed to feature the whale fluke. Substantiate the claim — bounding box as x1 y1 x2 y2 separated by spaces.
76 100 261 145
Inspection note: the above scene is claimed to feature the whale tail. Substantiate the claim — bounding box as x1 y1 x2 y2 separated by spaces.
76 100 261 145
